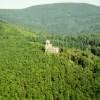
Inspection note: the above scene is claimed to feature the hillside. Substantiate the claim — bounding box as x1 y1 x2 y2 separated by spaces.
0 20 100 99
0 3 100 34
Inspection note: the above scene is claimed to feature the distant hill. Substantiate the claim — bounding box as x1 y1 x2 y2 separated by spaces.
0 3 100 34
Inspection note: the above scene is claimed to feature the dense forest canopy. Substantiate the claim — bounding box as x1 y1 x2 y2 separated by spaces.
0 20 100 99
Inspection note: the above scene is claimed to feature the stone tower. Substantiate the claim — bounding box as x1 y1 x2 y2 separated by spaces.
45 40 59 54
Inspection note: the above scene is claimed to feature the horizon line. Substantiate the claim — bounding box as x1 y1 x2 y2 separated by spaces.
0 2 100 10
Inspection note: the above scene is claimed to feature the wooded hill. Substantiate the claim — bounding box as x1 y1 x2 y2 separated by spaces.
0 20 100 99
0 3 100 34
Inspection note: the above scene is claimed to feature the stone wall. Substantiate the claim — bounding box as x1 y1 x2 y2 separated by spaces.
45 40 59 54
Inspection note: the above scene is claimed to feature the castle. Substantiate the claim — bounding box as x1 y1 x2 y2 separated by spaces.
45 40 59 54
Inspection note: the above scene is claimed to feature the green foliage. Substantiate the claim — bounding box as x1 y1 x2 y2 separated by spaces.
60 49 95 68
0 21 99 100
91 46 100 56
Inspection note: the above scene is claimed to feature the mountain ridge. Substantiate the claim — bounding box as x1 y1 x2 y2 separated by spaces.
0 3 100 34
0 3 100 10
25 3 100 9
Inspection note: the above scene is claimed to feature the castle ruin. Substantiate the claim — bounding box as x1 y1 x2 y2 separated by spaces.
45 40 59 54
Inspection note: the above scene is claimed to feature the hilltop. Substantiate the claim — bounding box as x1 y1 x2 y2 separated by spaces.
0 3 100 34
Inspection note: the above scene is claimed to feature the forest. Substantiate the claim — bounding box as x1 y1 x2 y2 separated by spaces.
0 20 100 100
0 3 100 34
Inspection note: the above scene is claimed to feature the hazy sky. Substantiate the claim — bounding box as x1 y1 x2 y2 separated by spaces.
0 0 100 9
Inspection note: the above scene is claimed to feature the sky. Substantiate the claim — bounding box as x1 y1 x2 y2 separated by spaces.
0 0 100 9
